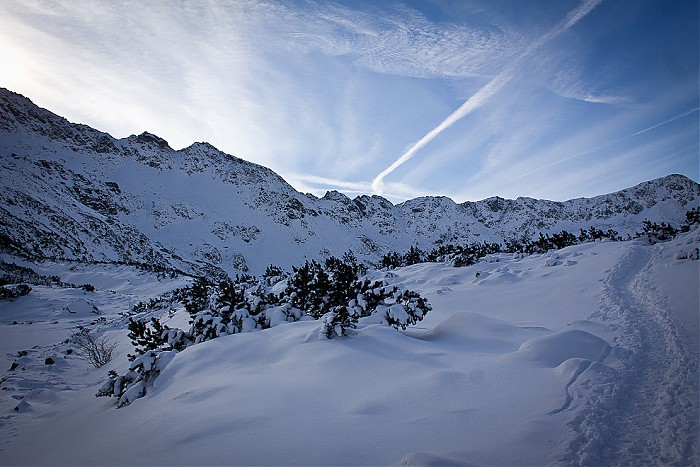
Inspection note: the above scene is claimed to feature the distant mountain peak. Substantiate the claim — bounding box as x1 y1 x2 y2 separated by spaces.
128 132 171 150
322 190 351 203
1 87 698 275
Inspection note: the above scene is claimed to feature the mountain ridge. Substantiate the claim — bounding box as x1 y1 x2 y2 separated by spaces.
1 87 698 275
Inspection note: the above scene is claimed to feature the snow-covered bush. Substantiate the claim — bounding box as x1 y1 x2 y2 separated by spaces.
376 289 432 330
404 245 426 266
0 260 63 287
637 219 679 243
319 306 358 338
680 207 700 232
262 264 287 286
184 277 212 315
525 231 578 254
381 226 628 271
577 227 621 242
285 259 331 318
379 251 402 269
385 241 502 269
691 248 700 261
100 257 432 406
285 253 377 320
319 287 432 337
380 246 426 268
675 247 699 261
188 275 291 343
96 350 178 407
0 283 31 299
128 288 187 317
127 317 190 360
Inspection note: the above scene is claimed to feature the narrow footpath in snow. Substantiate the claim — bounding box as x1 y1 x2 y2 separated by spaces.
565 242 699 465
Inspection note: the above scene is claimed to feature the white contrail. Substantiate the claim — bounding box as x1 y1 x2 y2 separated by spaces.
371 0 603 194
371 73 510 194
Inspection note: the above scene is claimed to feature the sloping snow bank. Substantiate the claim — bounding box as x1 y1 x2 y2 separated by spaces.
1 237 697 465
648 228 700 353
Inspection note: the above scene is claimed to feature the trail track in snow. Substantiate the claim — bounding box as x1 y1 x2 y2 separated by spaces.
564 243 699 466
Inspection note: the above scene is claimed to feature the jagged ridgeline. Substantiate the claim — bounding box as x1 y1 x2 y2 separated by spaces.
1 87 699 276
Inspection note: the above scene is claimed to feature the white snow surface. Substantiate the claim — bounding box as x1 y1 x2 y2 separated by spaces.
0 233 698 465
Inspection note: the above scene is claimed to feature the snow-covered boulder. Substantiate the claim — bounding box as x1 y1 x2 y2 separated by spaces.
62 299 99 315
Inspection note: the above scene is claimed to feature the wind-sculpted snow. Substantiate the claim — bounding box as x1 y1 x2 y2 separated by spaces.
515 329 611 368
1 88 698 275
1 228 698 464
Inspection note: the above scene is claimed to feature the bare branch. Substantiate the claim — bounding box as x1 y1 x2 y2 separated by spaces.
70 328 117 368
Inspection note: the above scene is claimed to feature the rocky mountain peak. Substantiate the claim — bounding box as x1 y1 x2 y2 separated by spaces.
128 132 171 150
0 87 698 275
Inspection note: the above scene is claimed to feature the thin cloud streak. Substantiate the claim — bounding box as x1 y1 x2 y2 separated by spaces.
511 107 700 182
527 133 698 200
287 173 435 203
287 174 371 192
371 0 603 195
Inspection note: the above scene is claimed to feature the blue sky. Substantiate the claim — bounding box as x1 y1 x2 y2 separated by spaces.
0 0 697 203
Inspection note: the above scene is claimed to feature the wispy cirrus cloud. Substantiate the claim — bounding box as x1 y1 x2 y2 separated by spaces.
0 0 696 204
370 0 604 195
273 2 523 79
446 82 700 201
511 106 700 183
0 0 522 171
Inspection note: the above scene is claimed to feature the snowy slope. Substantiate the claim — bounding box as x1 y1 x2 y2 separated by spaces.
0 231 697 465
1 88 698 276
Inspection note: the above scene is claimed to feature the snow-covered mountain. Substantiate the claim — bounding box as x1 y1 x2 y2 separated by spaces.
1 87 698 275
1 88 699 466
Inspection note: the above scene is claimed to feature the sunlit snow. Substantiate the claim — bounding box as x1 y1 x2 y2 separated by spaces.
1 230 697 465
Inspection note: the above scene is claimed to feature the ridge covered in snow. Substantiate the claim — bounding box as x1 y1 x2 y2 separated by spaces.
1 88 698 275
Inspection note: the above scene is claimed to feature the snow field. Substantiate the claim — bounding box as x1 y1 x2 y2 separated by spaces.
0 235 698 465
0 261 191 451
